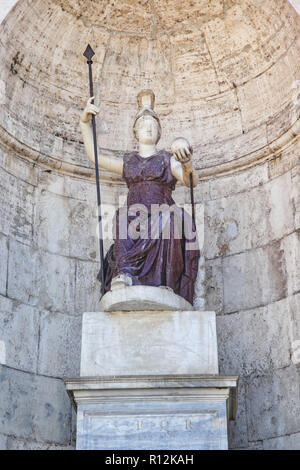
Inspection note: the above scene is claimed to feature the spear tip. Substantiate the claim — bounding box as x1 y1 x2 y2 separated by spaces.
83 44 95 60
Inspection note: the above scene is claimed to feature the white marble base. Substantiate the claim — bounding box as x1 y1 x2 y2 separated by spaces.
66 307 238 450
99 285 193 312
80 310 219 376
65 375 238 450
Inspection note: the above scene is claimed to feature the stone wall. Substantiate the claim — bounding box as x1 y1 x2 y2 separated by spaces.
0 0 299 450
0 152 99 449
204 141 300 449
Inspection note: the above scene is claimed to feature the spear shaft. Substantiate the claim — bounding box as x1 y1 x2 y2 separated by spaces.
83 44 105 297
189 172 196 228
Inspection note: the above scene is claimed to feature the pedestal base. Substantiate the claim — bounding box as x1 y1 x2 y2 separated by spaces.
66 309 238 450
99 286 193 311
80 310 219 376
65 375 238 450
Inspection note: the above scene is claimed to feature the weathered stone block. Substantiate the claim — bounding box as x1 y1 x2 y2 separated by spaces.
268 172 295 240
0 433 7 450
237 48 298 131
204 257 223 314
38 311 82 378
6 437 51 450
6 436 74 450
209 163 269 200
37 171 95 203
0 365 71 444
244 441 264 450
246 365 300 441
66 376 237 450
35 188 98 260
74 260 101 314
38 251 76 313
266 101 298 144
7 239 40 306
0 164 34 244
77 397 228 450
0 148 38 187
281 231 300 296
194 123 267 170
292 163 300 229
194 95 243 145
0 295 39 373
81 310 219 376
217 297 292 377
170 31 220 100
203 2 295 89
193 254 206 311
0 233 8 296
263 432 300 450
223 242 287 313
7 239 76 313
268 145 300 180
204 171 294 259
289 293 300 346
205 186 268 259
154 0 224 31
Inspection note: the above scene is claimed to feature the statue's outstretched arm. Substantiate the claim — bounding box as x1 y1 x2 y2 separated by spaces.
80 97 123 176
170 138 198 188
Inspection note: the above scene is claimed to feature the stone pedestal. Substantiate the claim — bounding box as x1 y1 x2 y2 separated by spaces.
99 286 193 311
65 307 238 450
80 310 219 376
65 376 238 450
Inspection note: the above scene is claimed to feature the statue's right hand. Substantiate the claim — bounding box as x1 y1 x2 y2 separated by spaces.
80 96 100 123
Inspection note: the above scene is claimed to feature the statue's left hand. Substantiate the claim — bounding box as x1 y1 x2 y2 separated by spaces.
171 137 193 164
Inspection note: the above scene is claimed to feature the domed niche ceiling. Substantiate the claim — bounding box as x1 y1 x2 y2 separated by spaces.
0 0 299 180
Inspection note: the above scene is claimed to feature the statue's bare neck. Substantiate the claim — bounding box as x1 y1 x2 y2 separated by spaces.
138 143 157 158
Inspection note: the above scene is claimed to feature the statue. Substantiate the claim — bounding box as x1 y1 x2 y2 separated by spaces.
80 90 200 305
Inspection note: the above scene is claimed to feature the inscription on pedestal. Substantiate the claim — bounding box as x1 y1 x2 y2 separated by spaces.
77 402 228 450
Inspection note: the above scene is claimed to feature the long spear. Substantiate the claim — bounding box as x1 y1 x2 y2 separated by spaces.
189 172 196 229
83 44 105 297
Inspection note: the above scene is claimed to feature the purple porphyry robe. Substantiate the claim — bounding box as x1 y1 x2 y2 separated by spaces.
101 149 200 305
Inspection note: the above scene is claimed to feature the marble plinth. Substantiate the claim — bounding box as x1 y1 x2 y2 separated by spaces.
80 310 219 376
65 375 238 450
99 286 193 311
66 308 238 450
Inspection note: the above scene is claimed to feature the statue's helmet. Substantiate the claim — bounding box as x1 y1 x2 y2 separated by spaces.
133 89 162 143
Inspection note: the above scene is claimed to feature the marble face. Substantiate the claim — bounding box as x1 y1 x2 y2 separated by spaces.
80 310 219 376
76 399 229 450
134 115 160 145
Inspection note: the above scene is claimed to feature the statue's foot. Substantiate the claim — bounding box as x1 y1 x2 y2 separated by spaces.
110 273 133 291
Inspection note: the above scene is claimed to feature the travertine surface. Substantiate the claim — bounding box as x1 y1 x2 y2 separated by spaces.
80 310 218 376
66 376 238 450
0 0 299 177
76 390 229 450
0 0 299 451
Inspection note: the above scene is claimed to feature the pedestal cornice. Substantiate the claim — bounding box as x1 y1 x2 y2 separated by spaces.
64 374 239 421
